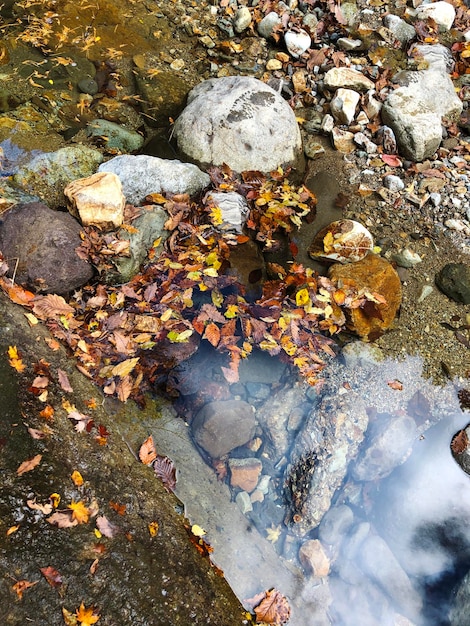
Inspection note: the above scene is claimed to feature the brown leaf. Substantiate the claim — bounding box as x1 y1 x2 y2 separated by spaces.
203 322 221 347
32 294 74 319
12 579 38 599
31 375 49 389
139 435 157 465
27 498 53 514
451 429 469 454
46 511 78 528
40 565 63 588
253 588 291 625
96 515 118 538
57 369 73 392
153 455 177 492
17 454 42 476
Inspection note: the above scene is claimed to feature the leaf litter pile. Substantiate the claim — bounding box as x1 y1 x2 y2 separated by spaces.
0 165 386 405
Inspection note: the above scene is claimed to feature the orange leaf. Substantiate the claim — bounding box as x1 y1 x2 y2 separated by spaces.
76 602 100 626
139 435 157 465
39 405 55 421
12 579 38 599
68 500 91 524
32 294 74 319
17 454 42 476
0 278 35 305
71 470 84 486
203 322 220 347
109 501 126 516
387 379 403 390
381 154 402 167
253 588 291 625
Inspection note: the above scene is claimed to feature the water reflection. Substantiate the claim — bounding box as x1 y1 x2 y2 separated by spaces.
150 349 469 626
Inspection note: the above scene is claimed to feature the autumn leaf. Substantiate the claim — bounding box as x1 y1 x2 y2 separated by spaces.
68 500 91 524
17 454 42 476
0 278 35 305
96 515 118 538
148 521 159 536
153 454 177 492
40 565 63 588
253 588 291 625
203 322 221 347
111 357 139 378
266 524 281 544
76 602 100 626
71 470 84 486
58 369 74 392
109 501 126 516
7 525 20 535
12 579 38 599
47 511 78 528
8 345 26 373
139 435 157 465
387 379 403 390
39 405 55 420
27 497 53 514
32 294 75 319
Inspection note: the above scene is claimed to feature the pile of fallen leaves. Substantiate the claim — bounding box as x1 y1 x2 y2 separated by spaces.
0 166 384 403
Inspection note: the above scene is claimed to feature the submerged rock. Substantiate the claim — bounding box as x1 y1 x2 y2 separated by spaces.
309 219 374 264
173 76 304 174
328 253 402 340
191 399 256 459
0 201 93 294
435 262 470 304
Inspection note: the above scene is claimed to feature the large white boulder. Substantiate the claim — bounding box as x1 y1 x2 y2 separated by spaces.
173 76 304 174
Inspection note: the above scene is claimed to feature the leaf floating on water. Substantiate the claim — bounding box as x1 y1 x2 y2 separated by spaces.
253 588 291 625
153 454 177 492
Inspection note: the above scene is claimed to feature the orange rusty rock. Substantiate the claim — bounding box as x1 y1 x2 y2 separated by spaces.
228 458 262 493
328 253 402 340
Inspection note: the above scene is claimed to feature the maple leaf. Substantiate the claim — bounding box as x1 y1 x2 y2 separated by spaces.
266 524 282 544
8 345 26 373
17 454 42 476
139 435 157 465
68 500 91 524
12 579 38 599
76 602 100 626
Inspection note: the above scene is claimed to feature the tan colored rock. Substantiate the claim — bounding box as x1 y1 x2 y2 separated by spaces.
331 128 355 153
328 253 402 341
299 539 330 577
229 458 262 493
64 171 125 230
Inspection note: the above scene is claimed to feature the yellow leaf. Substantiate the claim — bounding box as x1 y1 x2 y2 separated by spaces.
191 524 206 537
111 357 139 378
266 524 281 543
148 521 159 537
68 500 91 524
167 329 193 343
24 312 39 326
7 525 20 535
71 470 84 487
50 493 61 507
202 267 218 277
211 289 223 308
76 602 100 626
295 288 310 307
224 304 238 318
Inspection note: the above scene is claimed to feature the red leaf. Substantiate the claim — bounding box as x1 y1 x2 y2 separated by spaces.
40 565 63 588
381 154 402 167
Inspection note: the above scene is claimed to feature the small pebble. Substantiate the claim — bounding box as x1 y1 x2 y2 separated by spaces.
384 174 405 192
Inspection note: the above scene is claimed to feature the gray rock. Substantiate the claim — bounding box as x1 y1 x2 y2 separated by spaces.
318 504 355 547
384 174 405 192
352 414 418 481
323 67 375 92
284 29 311 58
415 1 455 31
382 65 463 161
359 533 423 621
233 6 252 33
98 154 210 205
257 11 281 39
173 76 304 174
204 191 249 233
383 14 416 46
86 119 144 153
13 146 103 209
285 391 369 535
134 69 189 128
191 399 256 459
450 568 470 626
435 262 470 304
107 206 169 283
0 202 93 294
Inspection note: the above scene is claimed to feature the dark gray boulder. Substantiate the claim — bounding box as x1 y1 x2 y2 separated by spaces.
0 202 93 294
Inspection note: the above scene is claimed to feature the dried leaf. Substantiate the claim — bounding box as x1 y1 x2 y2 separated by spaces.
40 565 63 588
139 435 157 465
96 515 118 538
451 429 469 454
148 521 159 537
253 588 291 625
71 470 84 486
387 379 403 390
12 579 38 599
17 454 42 476
47 510 78 528
27 498 53 514
58 369 73 392
153 454 177 492
380 154 402 167
7 525 20 535
203 322 221 347
32 294 74 319
31 375 49 389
